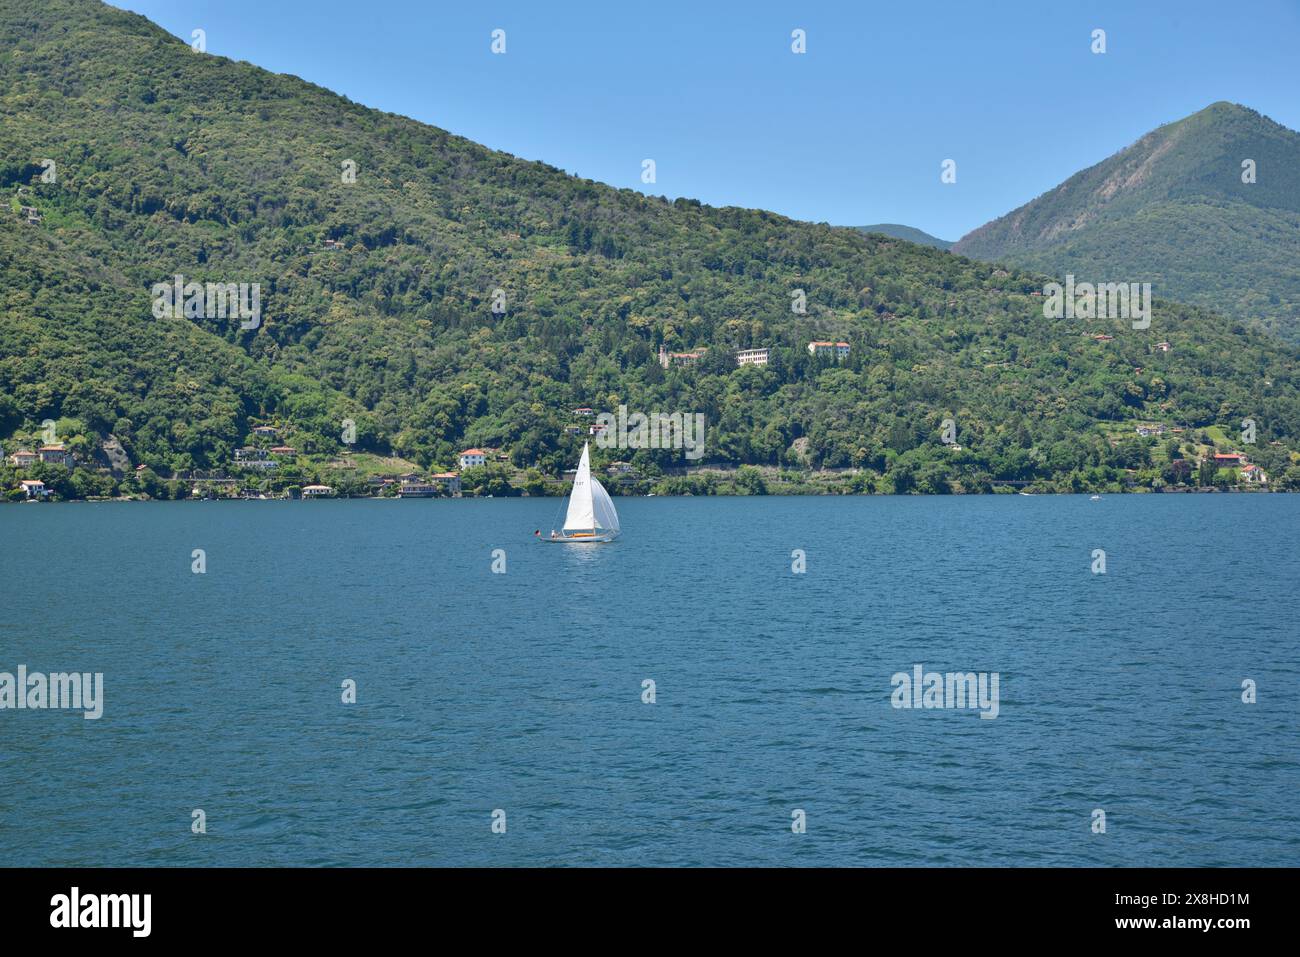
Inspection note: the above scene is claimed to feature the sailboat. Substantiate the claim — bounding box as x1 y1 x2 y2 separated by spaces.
543 442 621 543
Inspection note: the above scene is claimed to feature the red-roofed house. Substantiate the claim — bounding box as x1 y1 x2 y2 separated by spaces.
807 341 851 360
658 344 707 368
8 450 37 468
39 445 73 466
431 472 462 495
458 449 487 469
1241 464 1269 485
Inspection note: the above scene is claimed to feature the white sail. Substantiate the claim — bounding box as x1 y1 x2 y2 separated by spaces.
591 477 620 533
563 442 595 531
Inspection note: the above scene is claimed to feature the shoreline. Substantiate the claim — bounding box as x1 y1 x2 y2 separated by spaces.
6 486 1288 504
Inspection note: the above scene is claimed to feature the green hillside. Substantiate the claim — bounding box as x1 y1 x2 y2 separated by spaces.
2 1 1299 498
953 102 1300 340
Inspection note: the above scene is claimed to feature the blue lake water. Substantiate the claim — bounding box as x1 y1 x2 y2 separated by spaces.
1 495 1298 866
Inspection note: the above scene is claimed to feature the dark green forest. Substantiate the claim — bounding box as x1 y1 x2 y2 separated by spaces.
2 0 1299 499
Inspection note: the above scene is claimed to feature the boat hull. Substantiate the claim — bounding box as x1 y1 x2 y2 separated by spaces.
542 531 618 543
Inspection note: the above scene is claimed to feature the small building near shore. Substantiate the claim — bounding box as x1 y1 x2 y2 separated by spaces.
431 472 462 496
302 484 335 498
19 479 47 499
398 481 437 498
1241 464 1269 485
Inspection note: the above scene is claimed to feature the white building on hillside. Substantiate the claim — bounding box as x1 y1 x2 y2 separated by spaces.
808 341 850 360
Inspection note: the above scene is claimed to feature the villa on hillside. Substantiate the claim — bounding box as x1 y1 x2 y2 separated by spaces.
735 347 770 367
252 425 278 436
807 341 851 360
234 447 277 469
658 344 706 368
270 445 297 456
1205 451 1269 485
8 449 37 468
458 449 487 469
1135 424 1168 437
39 445 73 466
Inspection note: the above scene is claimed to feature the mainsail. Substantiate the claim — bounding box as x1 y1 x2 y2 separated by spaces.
563 443 596 532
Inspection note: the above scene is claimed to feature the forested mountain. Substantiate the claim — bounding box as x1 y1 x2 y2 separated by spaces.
954 102 1300 341
856 224 952 250
2 0 1299 498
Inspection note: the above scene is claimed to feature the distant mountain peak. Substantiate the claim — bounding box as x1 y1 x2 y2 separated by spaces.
952 102 1300 339
853 224 953 250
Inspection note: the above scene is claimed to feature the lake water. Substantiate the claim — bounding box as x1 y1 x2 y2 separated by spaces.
1 495 1297 867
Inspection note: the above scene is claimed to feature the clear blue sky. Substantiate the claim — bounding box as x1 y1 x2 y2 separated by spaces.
117 0 1300 241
